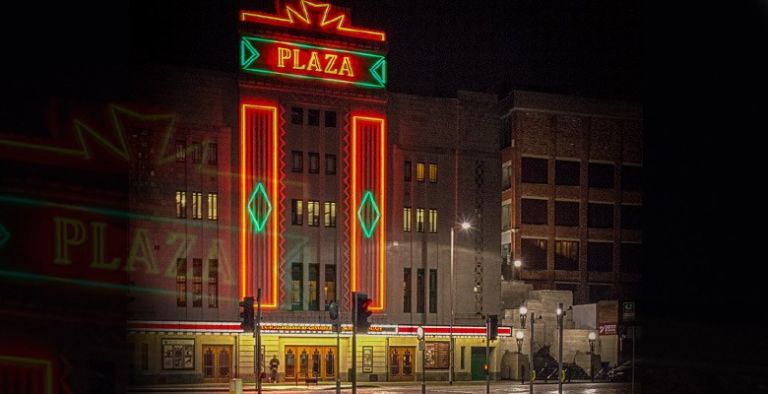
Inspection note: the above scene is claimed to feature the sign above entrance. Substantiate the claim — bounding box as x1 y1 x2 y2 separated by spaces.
241 36 387 89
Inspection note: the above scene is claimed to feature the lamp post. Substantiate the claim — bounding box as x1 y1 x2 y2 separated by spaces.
513 259 522 281
588 331 597 383
449 221 471 385
515 331 524 383
417 326 425 394
556 303 564 394
519 306 528 328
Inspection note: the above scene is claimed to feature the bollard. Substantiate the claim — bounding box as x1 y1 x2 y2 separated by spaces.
230 378 243 394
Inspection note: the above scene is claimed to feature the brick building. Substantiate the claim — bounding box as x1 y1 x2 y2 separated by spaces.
498 90 642 305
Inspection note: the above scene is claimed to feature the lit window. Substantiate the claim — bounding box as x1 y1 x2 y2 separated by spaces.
292 199 303 225
429 164 438 183
416 209 425 232
308 200 320 226
403 207 412 232
176 191 186 218
416 163 425 182
192 192 203 219
324 202 337 227
207 193 218 220
428 209 438 233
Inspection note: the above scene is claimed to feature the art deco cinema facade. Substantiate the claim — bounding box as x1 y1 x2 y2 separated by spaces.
126 0 505 384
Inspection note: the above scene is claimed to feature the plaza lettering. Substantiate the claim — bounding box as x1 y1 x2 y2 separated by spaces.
276 47 355 77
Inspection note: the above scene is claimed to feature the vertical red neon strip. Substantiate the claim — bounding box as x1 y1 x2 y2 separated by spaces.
240 103 281 309
349 115 386 312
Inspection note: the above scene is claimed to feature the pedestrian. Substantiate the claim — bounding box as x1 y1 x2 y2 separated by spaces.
269 354 280 383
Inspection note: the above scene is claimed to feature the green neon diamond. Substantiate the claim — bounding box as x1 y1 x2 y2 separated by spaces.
247 182 272 233
357 191 380 239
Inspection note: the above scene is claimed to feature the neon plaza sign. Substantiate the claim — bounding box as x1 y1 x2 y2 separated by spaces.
240 36 386 88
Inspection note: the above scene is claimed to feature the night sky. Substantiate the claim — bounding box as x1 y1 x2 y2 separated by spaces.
2 0 768 387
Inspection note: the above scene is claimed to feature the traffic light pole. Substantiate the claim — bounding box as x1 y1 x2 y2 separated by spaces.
485 316 490 394
336 322 341 394
256 288 262 394
352 291 357 394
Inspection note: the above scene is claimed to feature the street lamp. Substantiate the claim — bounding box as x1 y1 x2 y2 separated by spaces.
417 326 425 394
519 306 528 328
450 221 471 385
556 303 564 394
588 331 597 383
513 259 522 280
515 331 525 384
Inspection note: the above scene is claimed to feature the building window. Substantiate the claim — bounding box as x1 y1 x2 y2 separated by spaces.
176 258 187 306
622 165 642 192
192 258 203 307
521 198 548 225
324 265 336 307
428 164 438 183
325 111 337 128
325 154 336 175
141 343 149 371
208 143 218 165
416 162 425 182
175 140 185 162
308 152 319 174
555 282 579 294
416 209 425 232
404 161 412 182
208 259 218 308
521 239 547 270
403 207 412 232
587 242 613 272
307 200 320 226
621 205 642 230
521 157 548 184
324 202 337 227
291 107 303 125
620 243 642 274
416 269 425 313
500 116 512 149
589 163 614 188
555 201 579 227
460 346 466 369
403 268 412 313
292 199 303 225
175 191 186 218
291 263 303 310
207 193 218 220
308 109 320 126
428 209 438 233
308 264 319 311
429 269 437 313
292 151 303 172
589 285 613 303
424 342 450 369
588 203 614 228
192 192 203 220
501 203 511 230
192 141 202 163
555 240 579 271
502 162 512 190
556 160 580 186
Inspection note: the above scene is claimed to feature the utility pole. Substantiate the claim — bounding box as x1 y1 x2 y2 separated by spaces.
485 315 490 394
631 326 636 394
256 288 262 394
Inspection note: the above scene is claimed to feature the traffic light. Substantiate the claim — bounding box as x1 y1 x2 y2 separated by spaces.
488 314 498 340
328 301 339 320
239 296 254 332
354 292 372 333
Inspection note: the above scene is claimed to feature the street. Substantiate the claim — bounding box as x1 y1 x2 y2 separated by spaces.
129 382 633 394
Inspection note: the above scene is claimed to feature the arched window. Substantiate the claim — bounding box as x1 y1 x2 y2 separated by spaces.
312 349 321 377
300 350 309 377
285 349 295 377
326 349 335 376
204 349 214 377
218 349 230 377
403 350 412 375
390 349 399 376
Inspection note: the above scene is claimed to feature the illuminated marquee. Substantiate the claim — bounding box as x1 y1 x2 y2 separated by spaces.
348 115 386 312
241 36 386 88
240 0 386 42
240 102 284 309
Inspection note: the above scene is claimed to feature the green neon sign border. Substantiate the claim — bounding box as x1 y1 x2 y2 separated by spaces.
357 190 381 239
240 36 387 88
